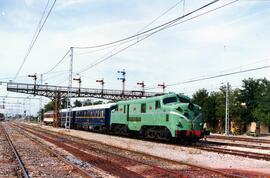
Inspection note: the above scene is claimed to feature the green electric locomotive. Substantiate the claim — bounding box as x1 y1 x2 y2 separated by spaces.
110 92 207 141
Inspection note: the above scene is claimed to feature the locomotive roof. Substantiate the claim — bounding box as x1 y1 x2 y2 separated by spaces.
73 103 116 111
116 93 184 104
59 103 116 112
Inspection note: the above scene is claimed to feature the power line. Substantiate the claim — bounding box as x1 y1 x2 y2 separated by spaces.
168 65 270 86
74 0 184 56
13 0 57 81
73 0 220 49
43 49 70 75
145 64 270 91
29 0 51 50
77 0 237 74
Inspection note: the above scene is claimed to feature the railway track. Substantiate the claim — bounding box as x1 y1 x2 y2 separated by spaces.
14 123 244 178
1 122 95 178
0 123 29 178
201 140 270 150
206 135 270 144
196 144 270 161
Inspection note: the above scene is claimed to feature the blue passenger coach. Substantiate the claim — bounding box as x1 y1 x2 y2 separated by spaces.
60 103 116 131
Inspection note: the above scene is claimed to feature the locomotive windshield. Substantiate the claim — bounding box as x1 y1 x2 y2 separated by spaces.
177 95 191 103
163 97 177 104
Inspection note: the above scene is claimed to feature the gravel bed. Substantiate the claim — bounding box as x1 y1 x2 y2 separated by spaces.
0 123 21 177
26 122 270 175
3 122 84 178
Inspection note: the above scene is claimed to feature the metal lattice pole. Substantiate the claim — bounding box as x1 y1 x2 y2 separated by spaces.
225 82 230 135
39 74 43 123
65 47 73 131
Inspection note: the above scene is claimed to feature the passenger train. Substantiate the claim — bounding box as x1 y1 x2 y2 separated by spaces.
0 113 5 121
44 93 208 142
43 111 54 125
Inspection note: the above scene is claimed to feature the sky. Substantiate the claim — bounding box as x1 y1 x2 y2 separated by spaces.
0 0 270 116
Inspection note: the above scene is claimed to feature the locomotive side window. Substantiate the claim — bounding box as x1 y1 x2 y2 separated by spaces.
141 103 146 113
163 97 177 104
124 105 126 113
155 101 161 109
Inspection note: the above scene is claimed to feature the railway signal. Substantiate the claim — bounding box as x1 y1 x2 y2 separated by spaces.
117 69 126 97
73 76 82 97
158 82 166 93
96 79 105 97
137 81 145 96
28 73 37 96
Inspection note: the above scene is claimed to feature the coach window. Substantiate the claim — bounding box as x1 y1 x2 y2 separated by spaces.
101 111 104 117
141 103 146 113
155 101 161 109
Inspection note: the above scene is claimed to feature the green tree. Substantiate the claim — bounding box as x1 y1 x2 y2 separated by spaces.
253 78 270 125
73 100 82 107
192 89 218 129
83 99 93 106
238 78 260 123
44 101 54 112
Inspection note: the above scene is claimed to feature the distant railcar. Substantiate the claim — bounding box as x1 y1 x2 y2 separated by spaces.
0 113 5 121
43 111 54 125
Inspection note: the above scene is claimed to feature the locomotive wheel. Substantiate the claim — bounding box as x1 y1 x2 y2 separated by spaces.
144 128 155 139
112 124 121 134
156 128 171 141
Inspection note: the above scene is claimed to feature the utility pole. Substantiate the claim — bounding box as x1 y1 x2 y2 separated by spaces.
137 81 145 96
28 73 37 96
73 76 81 97
39 74 43 123
66 47 73 131
158 82 166 93
96 78 105 98
225 82 230 135
117 69 126 97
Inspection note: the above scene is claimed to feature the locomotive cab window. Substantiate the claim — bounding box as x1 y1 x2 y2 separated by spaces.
163 97 177 104
141 103 146 113
177 95 190 103
155 101 161 109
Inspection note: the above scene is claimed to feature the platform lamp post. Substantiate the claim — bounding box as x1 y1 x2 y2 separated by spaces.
96 79 105 98
73 76 81 97
117 69 126 97
158 82 166 93
137 81 145 96
28 73 37 96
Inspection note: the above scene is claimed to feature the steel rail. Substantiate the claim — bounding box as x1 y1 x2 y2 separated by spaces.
0 123 30 178
197 145 270 161
8 123 93 178
202 140 270 150
207 135 270 144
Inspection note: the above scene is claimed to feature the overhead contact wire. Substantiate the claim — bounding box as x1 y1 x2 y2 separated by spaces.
13 0 57 81
73 0 220 49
